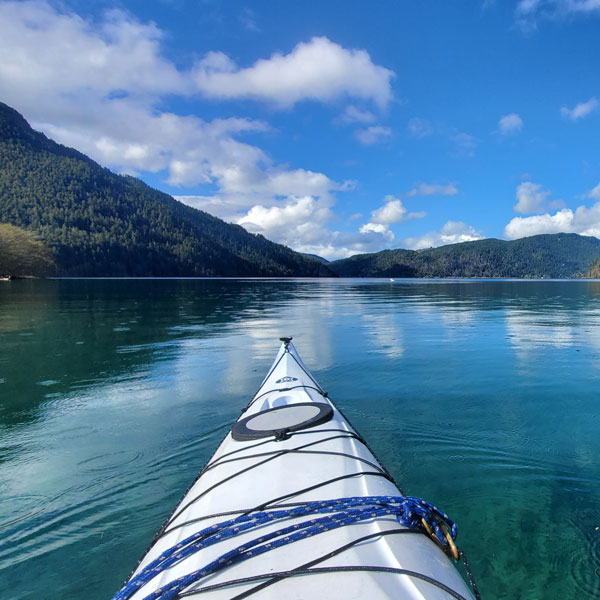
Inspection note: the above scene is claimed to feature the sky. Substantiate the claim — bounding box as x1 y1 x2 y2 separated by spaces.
0 0 599 259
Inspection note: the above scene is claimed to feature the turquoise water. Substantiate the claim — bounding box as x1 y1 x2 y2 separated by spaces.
1 278 599 599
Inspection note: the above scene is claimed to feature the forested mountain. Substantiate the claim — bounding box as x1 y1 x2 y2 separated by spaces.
3 101 600 279
330 234 600 279
0 102 333 277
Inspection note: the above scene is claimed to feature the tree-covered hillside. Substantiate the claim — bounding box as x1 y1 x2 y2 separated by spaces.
0 102 333 277
330 234 600 278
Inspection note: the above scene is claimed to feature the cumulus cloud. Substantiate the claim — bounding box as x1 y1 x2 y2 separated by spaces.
504 210 574 238
182 183 409 261
177 166 347 221
513 181 552 213
504 201 600 239
192 36 395 109
237 196 332 236
231 200 401 260
0 3 190 104
498 113 523 135
370 199 408 225
403 221 485 250
359 222 395 241
588 182 600 200
369 196 426 225
320 195 427 259
354 126 392 145
561 97 598 120
408 117 434 138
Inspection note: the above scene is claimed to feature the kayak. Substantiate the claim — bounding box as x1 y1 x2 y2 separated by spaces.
114 338 477 600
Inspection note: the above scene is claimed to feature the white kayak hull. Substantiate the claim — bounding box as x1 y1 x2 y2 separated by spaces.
116 339 476 600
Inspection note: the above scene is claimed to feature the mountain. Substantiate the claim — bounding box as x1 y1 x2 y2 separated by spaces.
4 101 599 280
330 234 600 279
0 102 333 277
300 253 330 264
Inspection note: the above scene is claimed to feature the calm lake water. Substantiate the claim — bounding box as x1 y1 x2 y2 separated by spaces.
1 278 599 599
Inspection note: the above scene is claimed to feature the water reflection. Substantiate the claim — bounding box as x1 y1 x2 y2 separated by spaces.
1 278 600 600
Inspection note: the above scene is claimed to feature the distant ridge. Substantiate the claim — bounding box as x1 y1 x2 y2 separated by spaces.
300 253 330 264
330 234 600 279
0 102 333 277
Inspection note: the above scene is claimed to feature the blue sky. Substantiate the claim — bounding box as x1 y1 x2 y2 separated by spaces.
1 0 599 259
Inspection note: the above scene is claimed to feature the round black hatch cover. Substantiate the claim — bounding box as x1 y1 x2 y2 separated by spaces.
232 402 333 441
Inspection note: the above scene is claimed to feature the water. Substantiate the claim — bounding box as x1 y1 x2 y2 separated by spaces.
1 278 599 599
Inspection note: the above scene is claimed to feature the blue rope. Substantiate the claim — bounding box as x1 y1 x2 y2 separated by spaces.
113 495 457 600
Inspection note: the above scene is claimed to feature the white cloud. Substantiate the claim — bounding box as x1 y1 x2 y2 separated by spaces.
354 125 392 145
588 182 600 200
237 196 331 235
0 2 190 105
359 222 395 240
403 221 485 250
504 201 600 239
514 181 552 213
192 36 395 109
340 105 376 124
516 0 600 29
561 97 599 120
177 166 347 221
245 217 399 260
498 113 523 135
406 183 459 197
369 195 427 225
408 117 434 138
194 185 404 261
518 0 600 16
504 209 574 238
572 203 600 237
0 1 272 187
349 194 428 259
370 197 407 224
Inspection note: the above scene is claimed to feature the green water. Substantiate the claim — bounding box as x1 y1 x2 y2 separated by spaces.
1 278 599 599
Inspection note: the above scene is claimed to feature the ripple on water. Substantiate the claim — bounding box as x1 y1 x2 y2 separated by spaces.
562 511 600 597
0 494 50 531
470 426 532 451
447 454 465 462
0 468 158 569
77 450 143 473
54 425 95 440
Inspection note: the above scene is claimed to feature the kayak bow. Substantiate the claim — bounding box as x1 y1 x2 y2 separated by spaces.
114 337 477 600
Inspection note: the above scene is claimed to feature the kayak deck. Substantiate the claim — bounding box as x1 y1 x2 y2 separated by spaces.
116 339 476 600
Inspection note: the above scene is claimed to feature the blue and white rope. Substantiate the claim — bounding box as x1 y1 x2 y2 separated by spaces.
113 495 457 600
